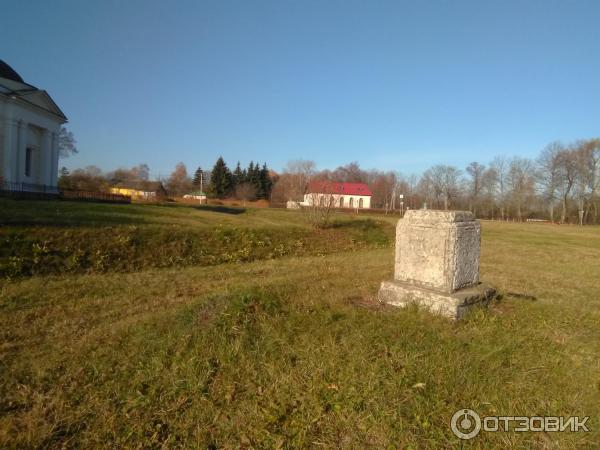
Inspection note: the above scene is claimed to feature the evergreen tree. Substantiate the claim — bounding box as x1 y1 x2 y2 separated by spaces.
260 162 273 199
232 162 244 187
247 161 255 186
208 156 232 198
248 161 261 193
192 166 204 190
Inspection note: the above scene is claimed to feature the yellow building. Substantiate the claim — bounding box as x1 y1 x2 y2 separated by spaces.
109 182 166 199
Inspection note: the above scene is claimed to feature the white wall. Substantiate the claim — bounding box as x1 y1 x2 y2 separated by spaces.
0 96 62 188
303 192 372 209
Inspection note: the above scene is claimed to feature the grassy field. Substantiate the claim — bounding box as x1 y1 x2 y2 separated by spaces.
1 199 599 448
0 199 391 278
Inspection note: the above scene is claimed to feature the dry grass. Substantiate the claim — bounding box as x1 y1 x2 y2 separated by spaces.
0 203 599 448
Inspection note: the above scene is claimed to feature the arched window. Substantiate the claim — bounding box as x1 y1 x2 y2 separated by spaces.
339 197 344 208
349 197 354 208
319 195 325 207
359 198 364 208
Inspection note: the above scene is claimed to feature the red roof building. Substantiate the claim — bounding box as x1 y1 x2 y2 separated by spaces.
303 181 372 209
306 181 372 196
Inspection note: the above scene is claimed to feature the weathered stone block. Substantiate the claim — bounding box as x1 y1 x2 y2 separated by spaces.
379 280 496 320
395 210 480 293
380 210 495 319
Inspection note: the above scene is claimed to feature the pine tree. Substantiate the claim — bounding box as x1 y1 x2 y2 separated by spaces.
255 163 265 198
208 156 232 198
233 162 244 188
247 161 261 193
247 161 255 187
260 162 272 199
192 166 204 190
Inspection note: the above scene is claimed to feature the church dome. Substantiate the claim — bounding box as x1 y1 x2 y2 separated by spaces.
0 60 25 83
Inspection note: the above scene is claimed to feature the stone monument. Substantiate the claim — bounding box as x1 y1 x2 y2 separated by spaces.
378 210 495 319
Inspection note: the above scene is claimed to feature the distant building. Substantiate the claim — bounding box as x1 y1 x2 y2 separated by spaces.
183 191 207 203
110 181 167 199
0 60 67 191
302 181 372 209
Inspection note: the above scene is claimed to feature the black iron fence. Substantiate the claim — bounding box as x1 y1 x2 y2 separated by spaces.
1 181 59 194
0 181 131 204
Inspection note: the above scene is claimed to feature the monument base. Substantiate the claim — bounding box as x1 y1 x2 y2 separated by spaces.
378 280 496 320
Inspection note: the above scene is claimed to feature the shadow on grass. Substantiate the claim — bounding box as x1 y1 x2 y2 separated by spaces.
0 197 172 228
192 205 246 215
497 292 538 301
324 218 379 230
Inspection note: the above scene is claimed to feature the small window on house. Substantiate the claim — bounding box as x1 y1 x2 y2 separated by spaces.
25 148 33 177
339 197 344 208
359 198 364 208
349 197 354 208
319 195 325 207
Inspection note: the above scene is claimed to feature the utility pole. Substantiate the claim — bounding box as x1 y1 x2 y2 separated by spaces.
199 169 205 204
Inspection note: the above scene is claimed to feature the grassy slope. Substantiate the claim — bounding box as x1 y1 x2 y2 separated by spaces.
0 198 310 228
1 202 599 448
0 199 391 278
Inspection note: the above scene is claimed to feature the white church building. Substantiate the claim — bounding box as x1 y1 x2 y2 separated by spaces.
0 60 67 192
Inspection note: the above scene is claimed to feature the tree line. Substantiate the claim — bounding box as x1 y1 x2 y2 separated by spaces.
271 138 600 224
57 157 275 201
55 134 599 223
208 157 273 200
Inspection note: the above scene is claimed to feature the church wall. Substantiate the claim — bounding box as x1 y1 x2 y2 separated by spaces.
0 96 62 187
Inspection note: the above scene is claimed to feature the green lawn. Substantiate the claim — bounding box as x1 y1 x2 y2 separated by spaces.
0 199 392 278
1 199 599 448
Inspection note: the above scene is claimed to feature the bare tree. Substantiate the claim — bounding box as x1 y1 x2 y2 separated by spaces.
507 157 536 221
58 126 78 158
537 142 563 222
480 167 499 218
283 159 316 201
490 156 509 220
108 164 151 186
131 163 150 181
58 165 107 191
571 139 600 225
406 173 419 210
370 171 397 211
417 170 439 209
305 180 336 228
580 138 600 223
555 149 578 223
166 162 192 196
235 182 257 206
465 162 486 216
332 161 368 183
421 165 462 210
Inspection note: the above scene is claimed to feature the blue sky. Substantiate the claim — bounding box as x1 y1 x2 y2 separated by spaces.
2 0 599 178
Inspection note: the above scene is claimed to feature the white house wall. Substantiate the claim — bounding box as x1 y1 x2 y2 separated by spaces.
0 95 62 187
303 193 371 209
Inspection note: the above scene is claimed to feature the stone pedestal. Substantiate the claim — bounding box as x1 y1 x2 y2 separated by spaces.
378 210 495 319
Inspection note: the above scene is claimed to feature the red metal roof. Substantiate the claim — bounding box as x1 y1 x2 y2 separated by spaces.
307 181 372 196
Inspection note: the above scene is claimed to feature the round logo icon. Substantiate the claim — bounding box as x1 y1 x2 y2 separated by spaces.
451 409 481 440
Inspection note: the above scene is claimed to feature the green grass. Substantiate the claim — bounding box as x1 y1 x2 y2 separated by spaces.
0 199 392 278
1 200 599 448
